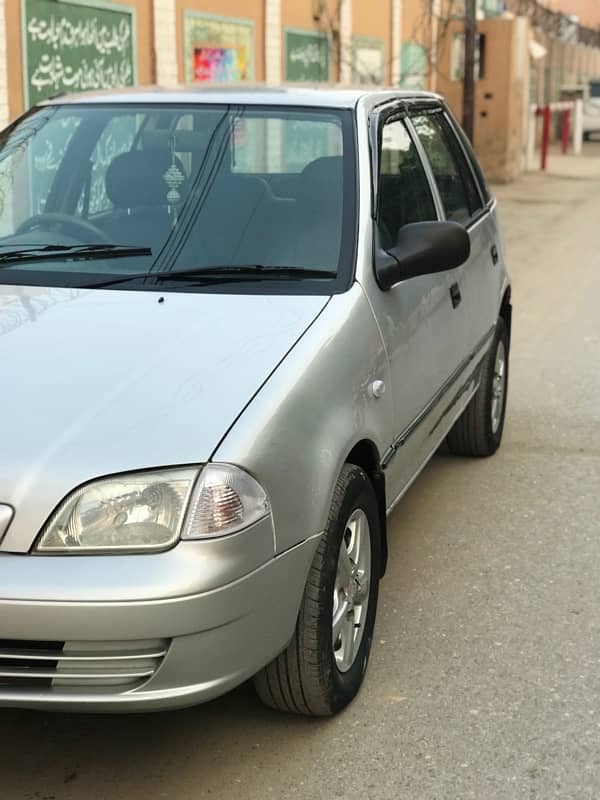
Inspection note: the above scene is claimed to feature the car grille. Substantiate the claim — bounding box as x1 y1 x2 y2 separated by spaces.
0 638 169 693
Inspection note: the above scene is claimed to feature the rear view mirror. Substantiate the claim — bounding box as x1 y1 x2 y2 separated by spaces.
375 221 470 291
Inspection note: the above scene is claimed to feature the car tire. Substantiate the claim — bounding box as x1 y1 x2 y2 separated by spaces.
446 317 509 457
254 463 381 716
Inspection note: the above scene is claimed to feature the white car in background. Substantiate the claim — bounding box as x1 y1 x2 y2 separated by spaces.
583 78 600 140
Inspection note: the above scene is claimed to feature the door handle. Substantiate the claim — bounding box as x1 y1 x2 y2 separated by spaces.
450 282 462 309
491 244 499 265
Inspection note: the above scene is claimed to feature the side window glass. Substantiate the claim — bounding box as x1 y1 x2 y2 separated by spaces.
449 115 491 204
412 113 482 224
377 118 437 250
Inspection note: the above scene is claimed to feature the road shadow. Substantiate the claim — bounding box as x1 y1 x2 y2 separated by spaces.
0 680 332 796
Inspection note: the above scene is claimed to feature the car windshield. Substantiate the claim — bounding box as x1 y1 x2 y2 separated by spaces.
0 103 356 292
590 81 600 99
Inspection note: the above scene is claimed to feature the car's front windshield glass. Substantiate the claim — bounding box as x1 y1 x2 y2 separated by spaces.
0 103 355 292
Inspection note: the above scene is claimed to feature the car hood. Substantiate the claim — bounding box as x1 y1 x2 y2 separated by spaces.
0 284 328 552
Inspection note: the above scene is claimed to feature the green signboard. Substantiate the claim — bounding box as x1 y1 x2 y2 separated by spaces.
400 41 427 89
480 0 502 16
285 29 330 83
23 0 136 107
352 36 385 85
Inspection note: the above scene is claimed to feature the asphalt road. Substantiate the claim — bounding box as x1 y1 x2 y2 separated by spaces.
2 149 600 800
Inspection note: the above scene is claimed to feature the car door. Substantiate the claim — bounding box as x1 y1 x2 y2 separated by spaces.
365 106 468 503
444 108 504 351
410 108 497 371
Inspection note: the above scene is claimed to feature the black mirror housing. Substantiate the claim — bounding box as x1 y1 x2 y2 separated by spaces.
375 221 471 291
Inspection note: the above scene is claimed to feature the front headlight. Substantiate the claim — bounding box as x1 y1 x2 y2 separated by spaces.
35 464 270 554
35 468 199 553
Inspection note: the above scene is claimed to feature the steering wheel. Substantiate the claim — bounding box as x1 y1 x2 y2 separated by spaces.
16 212 111 244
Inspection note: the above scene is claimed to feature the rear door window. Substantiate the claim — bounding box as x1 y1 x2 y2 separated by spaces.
411 112 483 224
447 113 491 205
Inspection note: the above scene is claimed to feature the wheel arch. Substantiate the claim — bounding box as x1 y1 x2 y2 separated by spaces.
345 439 388 577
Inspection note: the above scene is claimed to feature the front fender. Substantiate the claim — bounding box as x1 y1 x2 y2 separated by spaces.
212 283 393 554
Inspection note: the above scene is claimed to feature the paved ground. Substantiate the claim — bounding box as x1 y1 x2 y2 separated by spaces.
2 147 600 800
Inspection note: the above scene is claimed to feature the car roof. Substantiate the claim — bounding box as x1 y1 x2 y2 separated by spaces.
40 84 441 110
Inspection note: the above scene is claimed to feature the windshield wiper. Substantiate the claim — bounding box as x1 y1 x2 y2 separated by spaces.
0 243 152 267
81 265 338 289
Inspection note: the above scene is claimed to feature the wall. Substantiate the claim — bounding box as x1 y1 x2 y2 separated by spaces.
534 29 600 102
5 0 154 121
438 16 529 181
545 0 600 29
281 0 336 81
353 0 392 83
400 0 431 89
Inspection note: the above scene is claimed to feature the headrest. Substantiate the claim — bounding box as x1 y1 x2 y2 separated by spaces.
296 156 344 201
105 150 188 209
300 155 343 177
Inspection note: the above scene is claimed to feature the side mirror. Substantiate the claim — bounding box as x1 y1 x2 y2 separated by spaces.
375 221 471 291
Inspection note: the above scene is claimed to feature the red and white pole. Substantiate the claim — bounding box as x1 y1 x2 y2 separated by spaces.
561 109 571 155
541 105 551 171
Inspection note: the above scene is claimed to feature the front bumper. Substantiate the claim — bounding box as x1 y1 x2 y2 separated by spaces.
0 522 320 712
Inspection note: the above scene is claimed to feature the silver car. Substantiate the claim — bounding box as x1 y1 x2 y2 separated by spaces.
0 87 511 715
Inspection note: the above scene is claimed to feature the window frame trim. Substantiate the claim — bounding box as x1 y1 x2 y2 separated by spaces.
409 106 486 227
442 105 494 225
403 116 446 221
368 98 444 223
441 111 486 206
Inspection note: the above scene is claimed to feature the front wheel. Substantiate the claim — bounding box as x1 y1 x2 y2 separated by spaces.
254 464 381 716
447 317 509 457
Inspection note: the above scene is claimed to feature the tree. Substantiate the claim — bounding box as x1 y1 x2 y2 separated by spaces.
463 0 477 141
312 0 465 88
